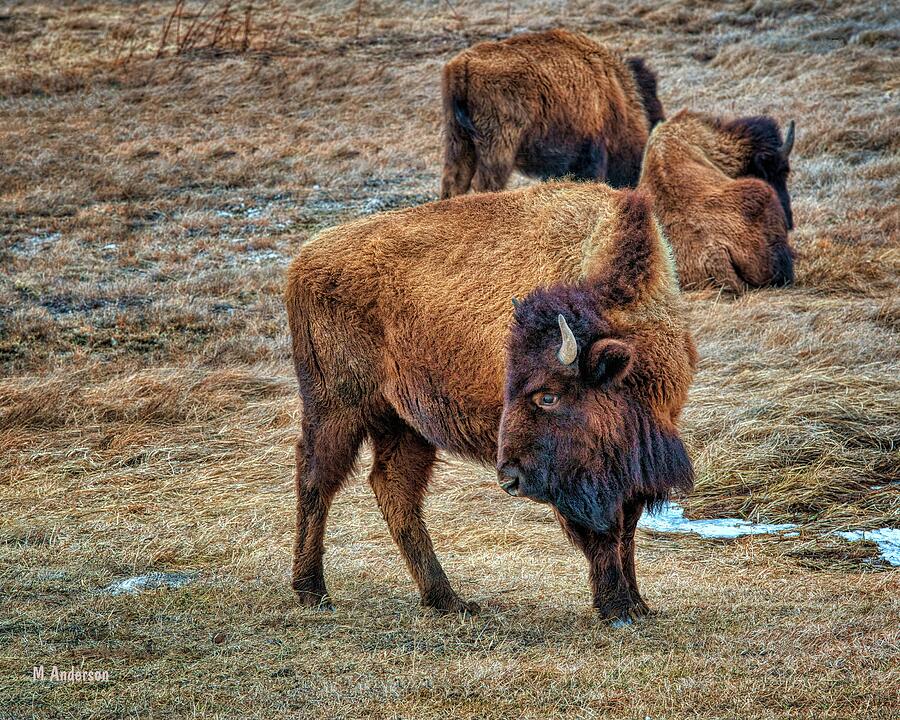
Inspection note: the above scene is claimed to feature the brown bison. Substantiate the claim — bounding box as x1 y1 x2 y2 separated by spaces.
440 29 664 198
285 183 696 623
638 109 796 291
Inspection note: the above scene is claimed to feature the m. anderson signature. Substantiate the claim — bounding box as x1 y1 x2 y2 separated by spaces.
32 665 109 683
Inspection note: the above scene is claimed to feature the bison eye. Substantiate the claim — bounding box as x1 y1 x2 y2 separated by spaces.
532 391 560 409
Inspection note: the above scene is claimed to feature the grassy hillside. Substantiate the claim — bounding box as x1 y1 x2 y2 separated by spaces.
1 1 897 717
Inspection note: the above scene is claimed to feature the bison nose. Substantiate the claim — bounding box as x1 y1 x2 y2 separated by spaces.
770 242 795 287
498 463 523 497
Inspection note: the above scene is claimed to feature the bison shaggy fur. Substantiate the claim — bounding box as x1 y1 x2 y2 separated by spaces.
639 109 797 292
285 183 696 621
440 29 664 198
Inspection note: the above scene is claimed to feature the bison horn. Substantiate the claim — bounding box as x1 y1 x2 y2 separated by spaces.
781 120 795 159
557 314 578 365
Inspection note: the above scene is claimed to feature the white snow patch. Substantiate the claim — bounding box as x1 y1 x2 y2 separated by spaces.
835 529 900 566
17 232 62 255
640 503 900 567
24 231 61 245
103 572 195 595
639 502 796 539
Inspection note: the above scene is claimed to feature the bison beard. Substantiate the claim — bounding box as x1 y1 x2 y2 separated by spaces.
551 405 694 533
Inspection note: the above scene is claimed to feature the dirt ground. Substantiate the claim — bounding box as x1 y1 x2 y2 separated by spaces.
1 1 898 718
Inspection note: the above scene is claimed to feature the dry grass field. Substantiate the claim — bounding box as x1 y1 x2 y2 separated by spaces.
1 1 898 717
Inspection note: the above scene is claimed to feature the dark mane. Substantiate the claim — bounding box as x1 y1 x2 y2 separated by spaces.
721 115 784 171
626 57 665 129
719 114 794 229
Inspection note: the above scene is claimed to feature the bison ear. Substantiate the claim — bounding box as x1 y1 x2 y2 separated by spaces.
587 338 633 387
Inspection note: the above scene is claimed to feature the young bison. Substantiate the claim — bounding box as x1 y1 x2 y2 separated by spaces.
440 29 664 198
285 185 696 623
639 110 797 291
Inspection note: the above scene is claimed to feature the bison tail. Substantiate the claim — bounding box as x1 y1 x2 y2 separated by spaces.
452 96 477 137
442 59 477 139
441 59 479 198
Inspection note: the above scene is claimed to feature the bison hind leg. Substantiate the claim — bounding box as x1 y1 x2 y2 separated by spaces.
368 417 479 616
440 122 477 199
292 408 365 608
470 133 517 194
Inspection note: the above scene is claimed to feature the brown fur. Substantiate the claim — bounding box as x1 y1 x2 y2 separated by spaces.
440 29 663 198
639 110 796 291
285 183 696 617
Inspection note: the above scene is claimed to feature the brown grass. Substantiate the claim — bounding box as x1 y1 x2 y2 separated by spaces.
0 1 898 717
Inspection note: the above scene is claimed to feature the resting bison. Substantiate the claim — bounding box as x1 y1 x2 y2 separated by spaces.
285 184 696 622
440 29 664 198
639 109 796 291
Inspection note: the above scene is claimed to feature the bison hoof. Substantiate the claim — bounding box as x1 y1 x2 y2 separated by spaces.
596 599 649 625
292 577 332 609
423 588 480 616
295 591 333 610
631 595 651 618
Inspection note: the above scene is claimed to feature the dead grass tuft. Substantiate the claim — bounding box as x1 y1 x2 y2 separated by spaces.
153 0 287 60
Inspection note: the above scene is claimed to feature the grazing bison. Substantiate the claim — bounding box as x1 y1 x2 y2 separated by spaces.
639 109 796 291
440 29 664 198
285 184 696 622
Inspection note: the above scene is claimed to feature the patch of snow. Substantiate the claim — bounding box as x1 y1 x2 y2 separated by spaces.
36 570 68 581
835 529 900 566
103 572 195 595
16 232 62 255
640 504 900 567
639 502 796 539
362 197 388 214
24 231 61 245
243 249 286 265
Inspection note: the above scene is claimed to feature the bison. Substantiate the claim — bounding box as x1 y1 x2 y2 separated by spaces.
638 109 797 291
285 184 696 623
440 29 664 198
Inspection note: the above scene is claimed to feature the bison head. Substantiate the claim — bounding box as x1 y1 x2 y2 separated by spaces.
727 116 796 230
497 288 694 533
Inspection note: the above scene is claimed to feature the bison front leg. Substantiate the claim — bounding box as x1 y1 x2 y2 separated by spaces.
368 424 479 615
587 532 638 624
557 510 639 624
620 498 650 618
